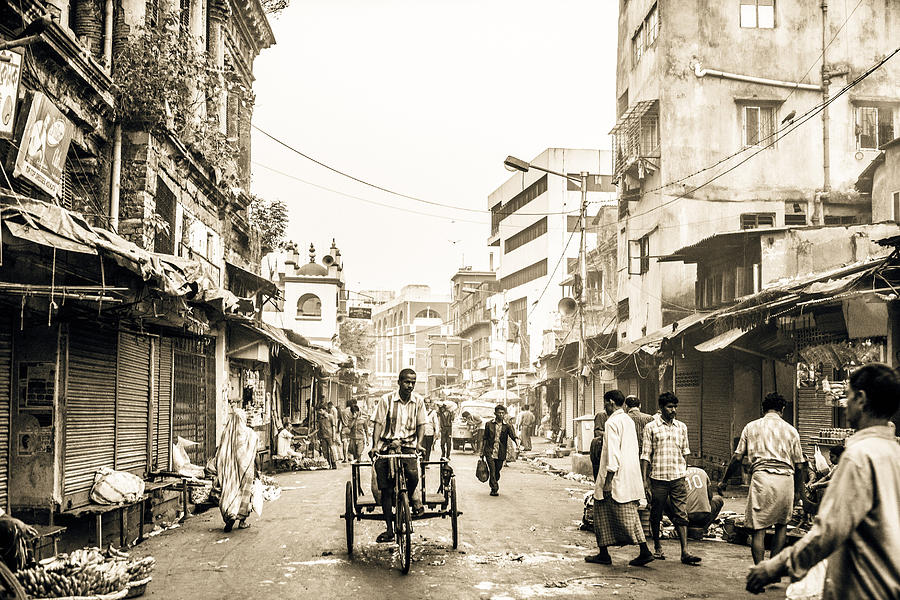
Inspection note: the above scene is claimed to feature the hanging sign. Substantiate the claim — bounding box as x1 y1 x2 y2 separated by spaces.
348 306 372 319
13 91 74 197
0 49 23 139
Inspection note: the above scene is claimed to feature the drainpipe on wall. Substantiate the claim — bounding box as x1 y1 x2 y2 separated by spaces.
109 124 122 232
691 61 822 91
821 0 832 219
103 0 113 70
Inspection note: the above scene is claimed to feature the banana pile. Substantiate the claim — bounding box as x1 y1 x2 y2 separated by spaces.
15 546 156 598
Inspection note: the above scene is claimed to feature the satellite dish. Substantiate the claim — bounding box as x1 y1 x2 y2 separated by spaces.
558 297 577 316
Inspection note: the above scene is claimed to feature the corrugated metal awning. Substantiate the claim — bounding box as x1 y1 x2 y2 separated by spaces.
695 328 747 352
609 100 658 135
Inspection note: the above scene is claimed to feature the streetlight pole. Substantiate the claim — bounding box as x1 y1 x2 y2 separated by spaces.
503 156 589 424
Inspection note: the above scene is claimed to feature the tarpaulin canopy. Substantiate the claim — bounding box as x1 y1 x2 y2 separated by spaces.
231 317 346 375
695 328 747 352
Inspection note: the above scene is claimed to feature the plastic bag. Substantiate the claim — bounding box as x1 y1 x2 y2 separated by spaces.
251 478 264 516
506 440 518 462
813 445 829 474
786 559 827 600
371 468 382 504
90 467 146 504
476 457 489 483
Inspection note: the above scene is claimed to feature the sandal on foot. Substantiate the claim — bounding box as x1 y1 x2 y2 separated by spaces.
584 554 612 565
681 553 702 565
629 554 655 567
376 531 394 543
237 521 251 529
653 550 666 560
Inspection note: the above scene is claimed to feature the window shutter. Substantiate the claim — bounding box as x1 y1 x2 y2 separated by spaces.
628 240 642 275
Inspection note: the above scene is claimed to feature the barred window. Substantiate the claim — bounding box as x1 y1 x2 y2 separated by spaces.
505 217 547 253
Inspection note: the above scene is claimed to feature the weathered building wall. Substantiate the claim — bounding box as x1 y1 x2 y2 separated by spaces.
871 142 900 222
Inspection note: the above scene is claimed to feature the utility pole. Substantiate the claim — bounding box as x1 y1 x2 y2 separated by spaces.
820 0 831 225
577 171 589 416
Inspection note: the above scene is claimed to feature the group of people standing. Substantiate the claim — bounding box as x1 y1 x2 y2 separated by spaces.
585 363 900 600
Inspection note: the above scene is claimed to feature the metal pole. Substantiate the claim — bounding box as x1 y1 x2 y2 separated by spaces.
578 171 588 417
820 0 831 223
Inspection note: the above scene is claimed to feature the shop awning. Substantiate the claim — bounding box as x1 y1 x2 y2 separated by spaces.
231 318 345 374
695 328 747 352
225 261 278 298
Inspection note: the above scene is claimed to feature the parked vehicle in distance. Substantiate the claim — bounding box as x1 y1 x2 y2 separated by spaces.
451 400 497 451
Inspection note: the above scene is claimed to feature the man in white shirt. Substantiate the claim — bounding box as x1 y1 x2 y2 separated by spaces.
585 390 655 567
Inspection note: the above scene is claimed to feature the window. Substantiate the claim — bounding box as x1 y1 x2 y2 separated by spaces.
153 177 176 254
645 4 659 46
441 356 455 368
505 217 547 253
628 235 650 275
893 191 900 221
408 357 415 367
495 175 548 227
146 0 160 28
501 259 548 290
740 213 775 229
741 0 775 29
742 105 776 147
415 308 440 319
180 0 190 32
617 299 630 321
784 201 806 226
632 25 643 66
823 215 861 226
641 114 659 154
856 105 895 150
297 293 322 318
617 90 629 118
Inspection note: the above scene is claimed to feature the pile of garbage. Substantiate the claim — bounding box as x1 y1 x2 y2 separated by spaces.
15 547 155 598
258 474 282 502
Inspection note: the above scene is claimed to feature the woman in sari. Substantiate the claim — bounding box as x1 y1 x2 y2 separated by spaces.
215 395 259 532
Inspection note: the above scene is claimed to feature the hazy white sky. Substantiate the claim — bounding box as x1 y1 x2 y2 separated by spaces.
250 0 618 297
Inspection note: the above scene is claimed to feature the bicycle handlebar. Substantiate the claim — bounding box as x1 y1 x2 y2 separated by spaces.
372 452 420 460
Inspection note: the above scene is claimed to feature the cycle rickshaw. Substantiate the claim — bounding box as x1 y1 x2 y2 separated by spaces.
341 452 460 574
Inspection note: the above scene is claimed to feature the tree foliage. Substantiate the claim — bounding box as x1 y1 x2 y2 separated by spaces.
249 196 288 252
339 320 374 368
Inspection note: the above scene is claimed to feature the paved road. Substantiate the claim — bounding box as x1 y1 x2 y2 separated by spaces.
134 450 788 599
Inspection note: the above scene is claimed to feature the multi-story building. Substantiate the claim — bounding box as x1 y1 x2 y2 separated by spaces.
488 148 616 370
449 268 500 393
612 1 900 342
371 285 450 393
261 241 347 349
426 334 463 392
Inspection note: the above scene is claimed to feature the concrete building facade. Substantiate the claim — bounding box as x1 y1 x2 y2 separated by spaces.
613 1 900 341
488 148 616 369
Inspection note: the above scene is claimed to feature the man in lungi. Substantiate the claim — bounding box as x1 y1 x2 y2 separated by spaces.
641 392 702 564
718 391 804 564
585 390 655 567
516 404 536 452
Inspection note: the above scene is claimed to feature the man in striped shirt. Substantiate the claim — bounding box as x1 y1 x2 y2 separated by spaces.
371 369 427 543
641 392 701 565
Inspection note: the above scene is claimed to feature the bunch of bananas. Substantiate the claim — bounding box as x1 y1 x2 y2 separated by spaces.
16 547 156 598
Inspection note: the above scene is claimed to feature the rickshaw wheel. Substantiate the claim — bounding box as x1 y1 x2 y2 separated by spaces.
0 562 27 600
449 476 459 549
397 491 412 574
345 480 354 556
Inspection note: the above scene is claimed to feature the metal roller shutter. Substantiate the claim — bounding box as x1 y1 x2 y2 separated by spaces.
674 358 701 457
0 318 12 511
154 337 174 471
116 332 152 476
65 323 117 508
702 356 733 465
563 377 574 438
798 388 832 457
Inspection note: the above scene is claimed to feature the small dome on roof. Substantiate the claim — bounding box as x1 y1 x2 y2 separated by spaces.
297 243 328 276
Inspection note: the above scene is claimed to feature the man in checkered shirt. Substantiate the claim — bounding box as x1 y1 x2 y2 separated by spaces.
640 392 701 565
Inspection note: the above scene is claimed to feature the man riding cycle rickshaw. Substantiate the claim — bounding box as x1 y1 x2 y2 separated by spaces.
370 368 427 543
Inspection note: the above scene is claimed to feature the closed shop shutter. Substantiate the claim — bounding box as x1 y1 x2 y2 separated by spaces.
116 332 152 476
174 337 216 464
674 358 701 457
563 377 574 437
702 356 733 465
154 337 174 471
798 387 832 457
0 318 12 511
66 323 117 508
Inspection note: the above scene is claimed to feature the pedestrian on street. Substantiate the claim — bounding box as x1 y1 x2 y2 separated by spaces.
717 392 804 564
422 399 440 461
339 402 354 464
683 466 724 540
316 405 336 469
462 411 483 454
481 404 518 496
516 404 536 452
328 401 342 463
640 392 701 565
746 363 900 598
215 397 260 532
625 395 653 454
590 395 616 480
370 369 427 543
585 389 655 567
437 399 456 459
347 404 367 462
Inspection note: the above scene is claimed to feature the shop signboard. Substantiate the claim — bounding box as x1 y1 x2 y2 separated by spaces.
348 306 372 319
13 91 74 197
0 49 23 139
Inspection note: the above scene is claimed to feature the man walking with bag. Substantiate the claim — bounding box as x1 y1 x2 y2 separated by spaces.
481 404 518 496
